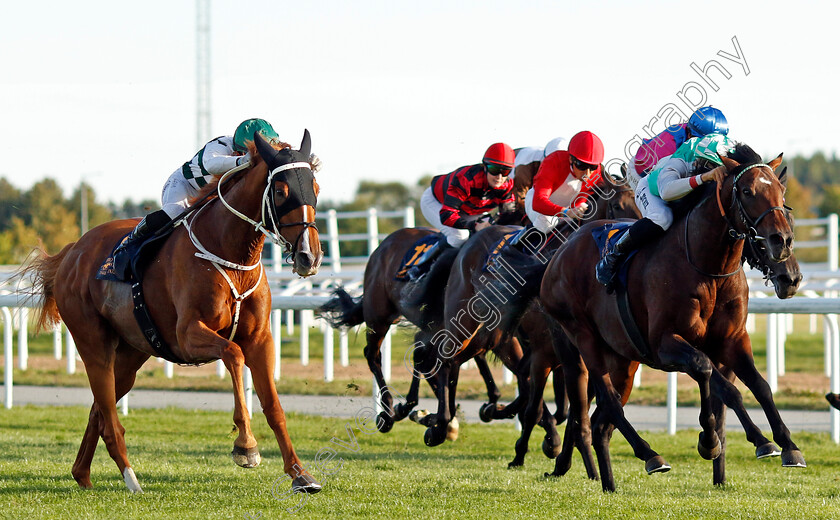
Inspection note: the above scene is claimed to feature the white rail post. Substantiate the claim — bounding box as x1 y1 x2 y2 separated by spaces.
17 308 28 370
118 394 128 416
164 361 174 378
503 366 513 385
273 309 282 380
300 310 310 366
286 310 294 335
667 372 678 435
216 359 225 378
778 315 787 376
382 329 392 382
829 214 839 272
66 328 76 375
324 324 334 382
403 206 416 228
633 365 642 388
244 366 253 419
367 208 379 255
53 323 62 360
767 314 778 393
327 209 342 273
339 328 349 367
3 307 13 409
828 314 840 443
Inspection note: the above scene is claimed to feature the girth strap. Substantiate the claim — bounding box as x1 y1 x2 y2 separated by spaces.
615 283 651 360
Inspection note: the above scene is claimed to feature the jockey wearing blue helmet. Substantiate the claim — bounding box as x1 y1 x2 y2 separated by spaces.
688 106 729 138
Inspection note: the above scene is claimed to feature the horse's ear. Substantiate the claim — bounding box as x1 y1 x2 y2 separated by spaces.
777 165 789 187
299 129 311 158
254 132 278 164
768 152 784 172
720 155 739 172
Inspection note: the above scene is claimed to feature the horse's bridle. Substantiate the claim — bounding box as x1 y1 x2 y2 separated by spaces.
217 160 318 261
686 163 791 279
606 185 634 220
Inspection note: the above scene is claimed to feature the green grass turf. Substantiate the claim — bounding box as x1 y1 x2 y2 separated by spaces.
1 406 840 519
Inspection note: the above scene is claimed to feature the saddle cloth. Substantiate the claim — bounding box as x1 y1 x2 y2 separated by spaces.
591 222 638 291
395 234 440 281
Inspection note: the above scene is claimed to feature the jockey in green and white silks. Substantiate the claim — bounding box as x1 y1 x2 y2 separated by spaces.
112 118 321 276
595 133 734 287
638 133 735 231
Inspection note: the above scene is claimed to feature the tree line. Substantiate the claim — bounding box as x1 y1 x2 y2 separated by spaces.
0 151 836 264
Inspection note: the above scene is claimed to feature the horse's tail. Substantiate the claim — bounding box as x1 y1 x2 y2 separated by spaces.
17 244 74 333
319 287 364 329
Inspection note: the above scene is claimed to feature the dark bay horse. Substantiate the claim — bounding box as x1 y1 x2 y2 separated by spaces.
320 227 504 437
22 131 323 493
419 175 640 466
541 144 805 491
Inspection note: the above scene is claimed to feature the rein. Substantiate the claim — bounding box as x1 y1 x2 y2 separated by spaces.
690 162 790 279
183 158 315 340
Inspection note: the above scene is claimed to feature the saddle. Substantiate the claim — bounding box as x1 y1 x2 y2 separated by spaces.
96 225 186 364
395 234 441 281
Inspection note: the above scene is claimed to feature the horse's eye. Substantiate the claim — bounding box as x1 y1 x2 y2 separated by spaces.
742 187 753 196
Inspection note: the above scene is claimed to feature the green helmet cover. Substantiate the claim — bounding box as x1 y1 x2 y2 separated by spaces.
233 118 279 152
673 133 735 166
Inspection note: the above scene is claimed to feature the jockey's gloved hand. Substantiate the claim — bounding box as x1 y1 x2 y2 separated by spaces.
701 165 725 185
236 153 252 167
566 203 588 220
309 154 322 173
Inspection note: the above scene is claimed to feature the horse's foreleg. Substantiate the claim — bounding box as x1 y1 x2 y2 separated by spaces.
657 335 721 461
424 363 452 447
508 354 552 468
710 392 727 486
243 333 321 494
364 327 396 433
720 338 803 467
475 352 501 405
72 344 149 489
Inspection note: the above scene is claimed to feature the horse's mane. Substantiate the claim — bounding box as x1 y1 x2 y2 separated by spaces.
188 139 292 205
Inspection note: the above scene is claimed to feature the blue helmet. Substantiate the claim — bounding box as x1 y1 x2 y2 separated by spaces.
688 106 729 137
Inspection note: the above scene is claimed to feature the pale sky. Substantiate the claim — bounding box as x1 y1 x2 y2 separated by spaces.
2 0 838 206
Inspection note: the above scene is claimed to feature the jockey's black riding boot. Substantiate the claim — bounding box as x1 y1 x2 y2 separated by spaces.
509 224 547 254
595 218 663 286
113 209 171 275
403 244 458 310
407 233 448 280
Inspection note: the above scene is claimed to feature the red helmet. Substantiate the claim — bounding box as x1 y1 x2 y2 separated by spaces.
482 142 515 168
568 131 605 165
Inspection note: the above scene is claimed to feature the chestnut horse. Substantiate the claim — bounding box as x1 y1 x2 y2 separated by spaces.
22 131 323 493
419 175 640 464
541 143 805 491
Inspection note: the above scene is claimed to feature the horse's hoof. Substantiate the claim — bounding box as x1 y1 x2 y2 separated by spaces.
755 442 782 459
697 432 722 460
393 402 415 421
292 474 322 494
409 409 429 424
446 417 460 442
479 402 500 423
507 459 524 469
781 449 807 468
376 412 395 433
542 436 561 459
123 467 144 494
232 445 262 468
645 455 671 474
424 425 447 447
